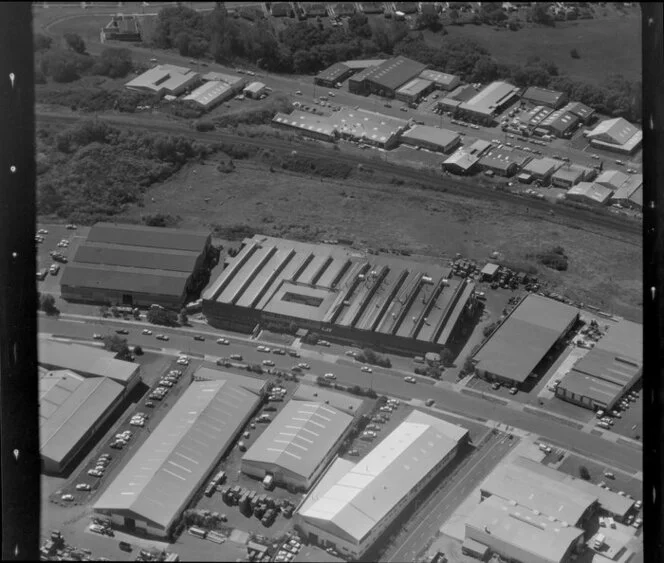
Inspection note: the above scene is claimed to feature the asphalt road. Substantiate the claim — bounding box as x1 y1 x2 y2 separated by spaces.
36 111 641 241
386 432 516 563
38 316 643 473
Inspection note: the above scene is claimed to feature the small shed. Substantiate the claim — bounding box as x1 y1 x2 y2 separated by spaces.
481 263 500 281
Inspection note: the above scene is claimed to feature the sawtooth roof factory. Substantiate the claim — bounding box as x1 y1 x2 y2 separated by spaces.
60 223 212 310
472 294 579 387
94 370 266 539
39 339 141 474
203 236 479 355
241 396 361 491
297 410 469 560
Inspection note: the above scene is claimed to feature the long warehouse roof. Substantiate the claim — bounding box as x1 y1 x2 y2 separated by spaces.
299 410 468 543
242 400 355 482
473 294 579 383
74 243 200 273
86 223 209 253
94 375 264 530
40 370 123 465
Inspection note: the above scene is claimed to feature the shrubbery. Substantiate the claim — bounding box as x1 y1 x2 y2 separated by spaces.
355 348 392 368
212 223 256 241
143 213 181 227
536 245 569 272
146 308 179 327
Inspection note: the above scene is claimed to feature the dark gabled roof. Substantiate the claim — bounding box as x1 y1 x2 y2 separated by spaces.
362 56 428 91
316 63 352 82
522 86 566 107
74 243 199 273
61 263 190 298
87 223 209 253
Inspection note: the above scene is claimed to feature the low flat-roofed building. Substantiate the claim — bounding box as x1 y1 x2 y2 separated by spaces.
585 117 642 154
465 495 585 563
315 63 354 88
272 111 338 142
297 410 469 559
472 294 579 386
183 81 232 109
522 86 568 109
241 398 358 490
539 109 580 138
438 84 479 112
478 147 532 177
243 81 268 99
595 170 629 191
565 182 613 206
395 78 435 103
551 164 592 188
125 64 199 97
457 81 520 125
200 71 245 92
38 338 141 390
520 105 554 128
293 385 364 416
331 107 409 149
480 263 499 281
40 369 124 474
344 59 387 70
94 373 265 538
467 139 493 156
418 69 460 91
400 125 461 153
562 102 595 124
522 157 561 183
443 149 480 175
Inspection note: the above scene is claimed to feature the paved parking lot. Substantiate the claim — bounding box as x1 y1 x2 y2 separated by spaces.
36 224 89 298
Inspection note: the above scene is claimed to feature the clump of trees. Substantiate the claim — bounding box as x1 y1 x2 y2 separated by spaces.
64 33 87 54
143 213 181 227
355 348 392 368
39 294 60 316
536 245 569 272
579 465 591 480
146 308 179 327
103 334 133 361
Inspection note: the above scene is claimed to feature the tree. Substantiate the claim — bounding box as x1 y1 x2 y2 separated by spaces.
133 345 144 356
93 47 133 78
103 334 133 361
40 294 60 316
348 13 372 38
178 309 189 326
440 348 455 367
448 8 459 24
416 12 442 32
579 466 591 480
146 308 179 327
531 3 554 26
64 33 87 54
34 33 53 52
570 48 580 59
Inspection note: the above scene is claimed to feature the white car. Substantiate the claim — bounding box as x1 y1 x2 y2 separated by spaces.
76 483 91 491
257 345 271 353
361 366 372 373
216 338 230 345
93 333 103 340
298 363 310 369
130 419 145 427
61 494 74 501
38 228 48 235
156 334 169 341
345 350 357 357
89 524 106 534
177 358 189 366
295 90 302 95
324 373 336 379
262 359 275 367
142 329 152 335
87 469 103 478
404 376 416 383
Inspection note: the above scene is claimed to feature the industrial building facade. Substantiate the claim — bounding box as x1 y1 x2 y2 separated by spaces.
472 294 579 387
348 56 428 98
60 223 212 309
94 372 266 538
315 63 355 88
203 236 478 355
400 125 461 153
125 64 199 97
455 82 520 125
297 411 469 559
241 398 358 491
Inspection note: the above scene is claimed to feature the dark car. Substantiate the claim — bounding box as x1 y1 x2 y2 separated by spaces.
119 541 132 552
116 329 129 335
194 335 205 341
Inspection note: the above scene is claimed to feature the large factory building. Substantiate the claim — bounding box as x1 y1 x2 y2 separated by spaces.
203 236 478 355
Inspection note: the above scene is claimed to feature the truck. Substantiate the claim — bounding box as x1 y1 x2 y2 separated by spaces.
263 474 275 491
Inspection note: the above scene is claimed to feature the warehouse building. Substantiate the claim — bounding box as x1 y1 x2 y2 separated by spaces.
472 294 579 387
343 59 387 71
562 102 595 124
551 164 595 189
348 56 428 97
315 63 355 88
518 105 554 129
442 149 480 175
101 14 141 42
395 77 435 104
241 398 359 491
565 182 613 206
203 235 477 355
40 369 124 474
521 157 561 184
610 174 643 209
400 125 461 153
94 373 266 538
125 64 199 97
39 339 141 390
437 84 479 113
60 223 212 310
183 81 233 109
539 109 581 138
297 410 469 559
244 81 268 99
201 71 245 92
478 147 532 177
595 170 630 191
522 86 568 109
585 117 642 154
419 69 460 91
556 318 642 412
331 108 408 149
456 82 520 125
272 111 338 142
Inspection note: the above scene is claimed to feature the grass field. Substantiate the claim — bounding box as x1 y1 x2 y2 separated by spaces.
425 15 641 84
118 155 642 322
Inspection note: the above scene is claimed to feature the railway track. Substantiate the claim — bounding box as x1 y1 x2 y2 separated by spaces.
36 111 642 243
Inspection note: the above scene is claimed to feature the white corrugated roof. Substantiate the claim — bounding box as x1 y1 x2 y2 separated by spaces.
299 410 467 542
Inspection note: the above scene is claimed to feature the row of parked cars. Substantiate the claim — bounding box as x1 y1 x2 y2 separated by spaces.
148 368 183 403
595 390 638 429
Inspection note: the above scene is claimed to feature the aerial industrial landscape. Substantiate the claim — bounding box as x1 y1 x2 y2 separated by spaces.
33 2 644 563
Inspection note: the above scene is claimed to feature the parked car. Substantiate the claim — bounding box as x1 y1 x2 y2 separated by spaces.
262 360 275 367
93 333 103 340
142 329 152 335
194 335 205 341
156 334 169 341
361 366 372 373
324 373 336 379
404 376 416 383
230 354 243 361
116 329 129 335
76 483 92 491
87 469 103 478
216 338 230 345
